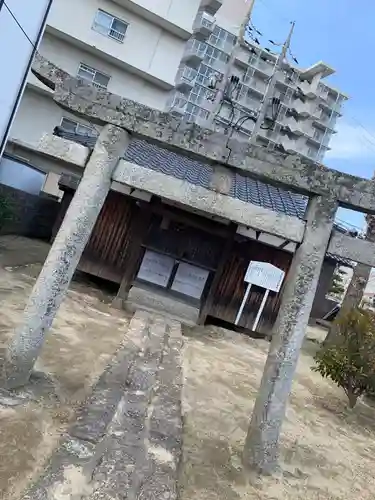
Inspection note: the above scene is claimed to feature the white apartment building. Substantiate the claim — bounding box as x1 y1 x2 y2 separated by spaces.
179 39 348 162
3 0 347 196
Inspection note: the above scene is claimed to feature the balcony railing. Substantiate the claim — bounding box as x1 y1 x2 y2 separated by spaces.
249 56 274 76
92 21 126 43
193 11 215 40
199 0 223 16
108 28 125 42
181 39 205 69
175 66 197 94
166 92 188 114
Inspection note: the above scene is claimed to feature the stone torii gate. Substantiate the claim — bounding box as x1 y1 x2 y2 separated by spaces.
3 54 375 474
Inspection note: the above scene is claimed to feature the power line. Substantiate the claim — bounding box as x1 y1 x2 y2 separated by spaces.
256 0 292 25
3 1 38 50
348 115 375 148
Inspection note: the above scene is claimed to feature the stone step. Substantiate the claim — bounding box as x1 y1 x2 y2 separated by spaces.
22 310 183 500
127 284 200 326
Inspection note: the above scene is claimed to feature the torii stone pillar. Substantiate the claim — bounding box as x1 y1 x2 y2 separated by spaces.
325 212 375 344
242 195 337 473
2 124 129 389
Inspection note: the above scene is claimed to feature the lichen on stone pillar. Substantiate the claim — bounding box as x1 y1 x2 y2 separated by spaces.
325 210 375 344
2 124 130 389
242 194 338 474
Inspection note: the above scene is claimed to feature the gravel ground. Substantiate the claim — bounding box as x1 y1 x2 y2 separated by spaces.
180 324 375 500
0 237 131 500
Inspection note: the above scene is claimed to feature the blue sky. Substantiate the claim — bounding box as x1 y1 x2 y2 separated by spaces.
251 0 375 230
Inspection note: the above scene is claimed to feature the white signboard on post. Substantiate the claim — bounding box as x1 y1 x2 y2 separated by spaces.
235 261 285 329
244 261 285 293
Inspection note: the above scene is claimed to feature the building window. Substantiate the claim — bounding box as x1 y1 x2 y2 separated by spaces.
60 118 97 137
77 63 110 89
189 84 213 107
209 26 236 53
195 63 220 87
185 102 209 122
92 10 128 43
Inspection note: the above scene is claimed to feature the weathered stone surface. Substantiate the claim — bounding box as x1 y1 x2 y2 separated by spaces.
328 231 375 267
126 284 201 324
2 125 130 389
37 133 89 167
21 312 183 500
114 161 306 242
243 195 338 473
31 55 375 214
325 211 375 344
209 164 234 194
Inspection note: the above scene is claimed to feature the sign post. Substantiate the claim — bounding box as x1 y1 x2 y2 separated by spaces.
235 261 285 329
235 283 252 326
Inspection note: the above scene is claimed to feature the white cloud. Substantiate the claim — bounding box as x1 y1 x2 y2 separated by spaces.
326 122 375 160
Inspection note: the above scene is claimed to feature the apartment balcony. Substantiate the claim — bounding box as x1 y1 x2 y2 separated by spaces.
279 136 302 154
241 78 266 99
204 55 227 73
175 66 197 93
320 97 343 115
166 91 188 115
292 99 321 119
192 11 215 41
276 71 299 89
181 39 205 69
307 133 324 148
281 118 304 137
298 80 319 99
235 92 260 115
199 0 223 16
314 110 338 131
234 49 249 69
249 57 275 78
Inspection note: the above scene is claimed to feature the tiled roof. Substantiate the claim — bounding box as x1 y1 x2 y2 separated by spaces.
54 127 352 266
55 126 308 218
124 139 308 219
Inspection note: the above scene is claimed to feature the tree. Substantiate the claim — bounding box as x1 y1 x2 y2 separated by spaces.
329 265 346 300
314 307 375 408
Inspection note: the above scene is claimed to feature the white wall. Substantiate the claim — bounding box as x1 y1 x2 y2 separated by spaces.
120 0 201 33
9 88 98 147
35 34 169 108
216 0 253 34
0 0 52 155
47 0 185 87
10 90 63 145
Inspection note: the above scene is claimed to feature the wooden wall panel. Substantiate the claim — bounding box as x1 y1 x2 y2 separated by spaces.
81 191 135 282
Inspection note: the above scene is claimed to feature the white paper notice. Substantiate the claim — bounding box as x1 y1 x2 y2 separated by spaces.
137 250 175 287
171 262 209 299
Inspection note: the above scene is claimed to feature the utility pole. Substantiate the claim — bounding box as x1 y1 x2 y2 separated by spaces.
207 0 256 127
249 21 295 145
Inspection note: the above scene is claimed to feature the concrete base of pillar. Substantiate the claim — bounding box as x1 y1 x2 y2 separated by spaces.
111 297 125 310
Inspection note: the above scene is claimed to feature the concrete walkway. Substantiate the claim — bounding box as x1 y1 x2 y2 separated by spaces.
22 310 183 500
